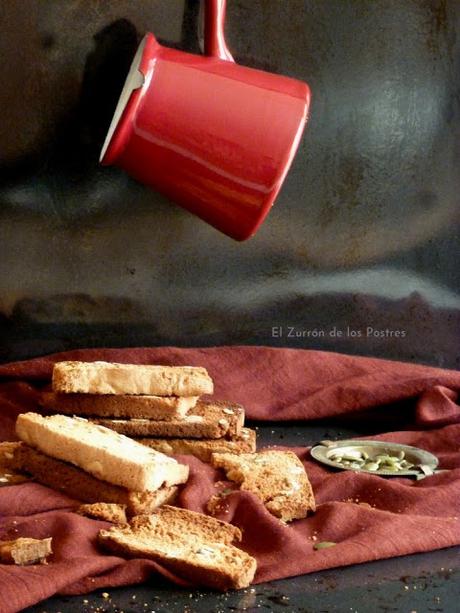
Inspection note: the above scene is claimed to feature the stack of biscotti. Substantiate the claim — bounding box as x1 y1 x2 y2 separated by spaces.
98 505 257 590
12 412 190 516
40 361 256 462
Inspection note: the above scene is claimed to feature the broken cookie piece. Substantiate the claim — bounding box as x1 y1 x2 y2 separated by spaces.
77 502 128 524
0 443 31 486
0 470 30 486
0 537 52 565
210 450 316 522
0 442 21 469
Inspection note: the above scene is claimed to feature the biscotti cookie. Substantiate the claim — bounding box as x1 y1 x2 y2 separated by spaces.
136 428 256 463
91 401 245 440
210 450 315 522
52 361 213 396
98 506 257 590
16 413 189 492
40 391 199 420
12 442 178 516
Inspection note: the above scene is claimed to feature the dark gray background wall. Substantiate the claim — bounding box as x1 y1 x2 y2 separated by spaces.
0 0 459 367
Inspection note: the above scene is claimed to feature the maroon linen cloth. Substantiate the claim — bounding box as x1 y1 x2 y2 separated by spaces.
0 346 459 613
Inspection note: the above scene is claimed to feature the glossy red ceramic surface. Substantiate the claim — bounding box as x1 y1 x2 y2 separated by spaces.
101 1 310 240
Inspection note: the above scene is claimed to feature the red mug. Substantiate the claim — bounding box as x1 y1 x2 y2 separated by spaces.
100 0 311 240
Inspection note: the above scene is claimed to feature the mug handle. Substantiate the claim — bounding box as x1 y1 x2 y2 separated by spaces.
204 0 234 62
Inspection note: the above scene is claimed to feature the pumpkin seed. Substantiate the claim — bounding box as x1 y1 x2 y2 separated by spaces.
386 459 402 467
382 465 399 472
375 455 393 462
364 462 380 471
376 456 401 467
313 541 337 550
341 450 365 461
219 488 234 496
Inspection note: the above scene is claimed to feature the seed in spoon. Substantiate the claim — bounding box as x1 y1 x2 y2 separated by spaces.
341 451 364 460
382 465 399 472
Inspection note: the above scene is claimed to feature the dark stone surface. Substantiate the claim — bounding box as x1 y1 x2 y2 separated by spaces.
21 552 460 613
0 0 459 368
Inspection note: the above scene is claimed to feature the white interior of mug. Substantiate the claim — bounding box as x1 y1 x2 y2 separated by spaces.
99 36 146 162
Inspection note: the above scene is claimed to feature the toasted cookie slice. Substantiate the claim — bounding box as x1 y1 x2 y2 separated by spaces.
12 442 178 516
136 428 256 463
52 361 213 396
41 391 199 420
91 401 245 440
16 413 189 492
210 450 315 522
98 506 256 591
